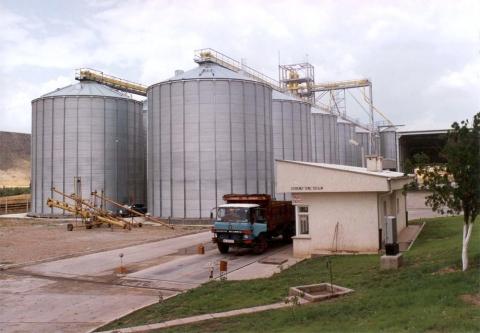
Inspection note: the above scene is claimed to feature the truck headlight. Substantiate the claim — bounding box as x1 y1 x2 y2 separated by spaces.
243 234 250 239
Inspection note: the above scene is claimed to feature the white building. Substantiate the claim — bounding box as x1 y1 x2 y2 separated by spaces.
276 156 414 258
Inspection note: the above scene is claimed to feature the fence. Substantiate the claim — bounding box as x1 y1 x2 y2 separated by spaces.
0 196 31 215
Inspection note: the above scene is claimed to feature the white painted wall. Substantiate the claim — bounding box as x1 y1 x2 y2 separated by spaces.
292 192 379 256
276 161 413 257
377 189 407 244
276 162 389 193
396 190 407 232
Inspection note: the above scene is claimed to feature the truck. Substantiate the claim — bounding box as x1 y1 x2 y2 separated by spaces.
211 194 295 254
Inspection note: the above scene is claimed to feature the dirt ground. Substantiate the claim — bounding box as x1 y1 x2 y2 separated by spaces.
0 218 207 266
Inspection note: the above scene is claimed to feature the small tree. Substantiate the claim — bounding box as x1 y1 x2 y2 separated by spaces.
416 112 479 271
404 152 430 175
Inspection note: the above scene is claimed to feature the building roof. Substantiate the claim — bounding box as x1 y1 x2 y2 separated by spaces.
280 160 410 179
40 81 130 99
276 160 414 193
397 129 449 136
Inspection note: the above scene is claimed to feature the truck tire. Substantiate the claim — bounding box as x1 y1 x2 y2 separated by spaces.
253 235 268 254
217 243 230 254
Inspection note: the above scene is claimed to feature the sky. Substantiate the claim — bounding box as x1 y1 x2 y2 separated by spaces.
0 0 478 134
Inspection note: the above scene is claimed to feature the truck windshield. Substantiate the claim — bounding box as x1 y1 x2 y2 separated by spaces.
217 207 250 222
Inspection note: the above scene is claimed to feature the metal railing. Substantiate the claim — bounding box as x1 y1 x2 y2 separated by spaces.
194 48 374 130
75 68 147 96
194 48 283 91
312 79 371 92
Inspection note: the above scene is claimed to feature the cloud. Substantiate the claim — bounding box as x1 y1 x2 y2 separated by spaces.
0 0 478 133
0 75 72 133
431 60 480 90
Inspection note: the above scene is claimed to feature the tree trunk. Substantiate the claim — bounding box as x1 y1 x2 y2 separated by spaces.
462 223 473 271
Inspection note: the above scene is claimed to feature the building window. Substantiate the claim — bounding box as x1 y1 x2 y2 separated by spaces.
297 206 309 235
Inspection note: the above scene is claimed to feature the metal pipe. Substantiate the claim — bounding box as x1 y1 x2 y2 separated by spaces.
92 191 174 229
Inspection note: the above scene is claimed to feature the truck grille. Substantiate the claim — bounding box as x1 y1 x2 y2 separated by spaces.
217 232 243 241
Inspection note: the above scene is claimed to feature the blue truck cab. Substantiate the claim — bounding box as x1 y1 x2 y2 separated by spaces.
211 194 295 254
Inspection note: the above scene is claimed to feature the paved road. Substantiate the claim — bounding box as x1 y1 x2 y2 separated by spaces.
1 231 297 333
0 274 159 333
123 243 294 290
22 232 212 279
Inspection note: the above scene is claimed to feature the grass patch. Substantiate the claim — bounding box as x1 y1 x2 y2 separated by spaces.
0 186 30 197
100 216 479 332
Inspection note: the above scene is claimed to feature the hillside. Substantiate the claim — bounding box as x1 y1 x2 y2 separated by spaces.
0 131 30 187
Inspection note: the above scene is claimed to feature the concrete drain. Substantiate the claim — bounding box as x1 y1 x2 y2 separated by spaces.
259 257 287 265
289 283 353 302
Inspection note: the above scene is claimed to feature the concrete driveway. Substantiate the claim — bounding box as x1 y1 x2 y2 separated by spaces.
0 232 298 333
0 274 159 333
22 232 212 280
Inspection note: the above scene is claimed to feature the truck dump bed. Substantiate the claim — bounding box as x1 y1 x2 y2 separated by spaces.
223 194 272 207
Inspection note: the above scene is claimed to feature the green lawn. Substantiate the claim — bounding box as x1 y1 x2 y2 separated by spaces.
100 216 479 332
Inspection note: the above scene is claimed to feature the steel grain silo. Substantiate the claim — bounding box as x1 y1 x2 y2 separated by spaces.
272 90 311 199
272 90 311 163
311 107 338 164
355 127 370 167
31 81 145 215
337 118 356 166
147 63 274 218
380 127 397 169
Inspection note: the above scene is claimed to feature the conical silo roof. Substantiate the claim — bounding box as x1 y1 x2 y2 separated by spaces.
356 127 370 133
163 63 256 82
272 90 307 103
40 81 129 99
337 117 352 124
311 106 331 115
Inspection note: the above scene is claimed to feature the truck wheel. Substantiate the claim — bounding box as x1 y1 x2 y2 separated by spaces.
217 243 230 254
253 235 268 254
67 223 73 231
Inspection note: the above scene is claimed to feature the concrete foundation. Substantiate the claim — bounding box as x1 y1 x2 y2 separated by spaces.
380 253 404 270
289 283 353 302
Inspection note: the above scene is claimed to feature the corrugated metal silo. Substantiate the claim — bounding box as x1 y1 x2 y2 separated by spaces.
311 107 338 164
147 63 274 219
31 81 145 215
355 127 370 167
337 118 356 166
272 90 311 162
272 90 311 199
380 127 397 169
142 100 148 203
